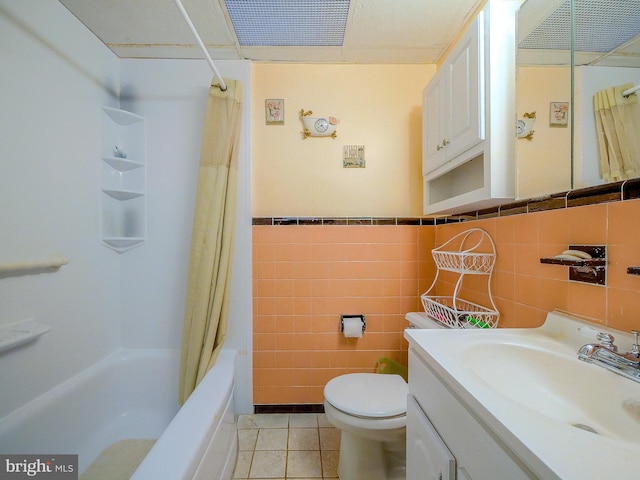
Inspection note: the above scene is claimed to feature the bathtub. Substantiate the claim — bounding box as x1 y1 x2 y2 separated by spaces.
0 348 237 479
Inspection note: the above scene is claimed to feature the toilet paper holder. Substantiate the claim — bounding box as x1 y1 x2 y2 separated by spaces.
340 314 366 333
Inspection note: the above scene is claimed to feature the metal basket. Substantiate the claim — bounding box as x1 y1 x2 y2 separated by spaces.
421 228 499 329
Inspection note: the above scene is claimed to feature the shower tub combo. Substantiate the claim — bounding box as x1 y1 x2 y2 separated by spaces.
0 348 238 479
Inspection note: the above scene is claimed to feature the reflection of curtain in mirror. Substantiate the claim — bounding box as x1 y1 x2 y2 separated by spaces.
593 84 640 182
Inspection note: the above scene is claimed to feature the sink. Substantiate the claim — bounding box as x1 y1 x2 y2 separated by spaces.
405 310 640 478
458 335 640 444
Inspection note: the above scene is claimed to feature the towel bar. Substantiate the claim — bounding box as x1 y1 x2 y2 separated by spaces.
0 254 69 274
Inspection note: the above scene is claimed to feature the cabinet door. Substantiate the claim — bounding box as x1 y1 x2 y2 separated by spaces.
406 395 456 480
422 74 449 174
447 13 484 160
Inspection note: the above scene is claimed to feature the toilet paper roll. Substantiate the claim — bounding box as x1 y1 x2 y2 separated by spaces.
343 317 363 338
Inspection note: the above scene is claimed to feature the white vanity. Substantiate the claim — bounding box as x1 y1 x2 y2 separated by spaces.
404 310 640 479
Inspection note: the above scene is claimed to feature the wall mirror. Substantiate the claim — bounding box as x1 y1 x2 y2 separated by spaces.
516 0 640 200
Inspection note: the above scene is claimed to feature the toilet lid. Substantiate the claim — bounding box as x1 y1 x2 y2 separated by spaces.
324 373 408 418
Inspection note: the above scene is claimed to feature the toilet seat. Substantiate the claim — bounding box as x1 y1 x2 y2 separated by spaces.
324 373 408 418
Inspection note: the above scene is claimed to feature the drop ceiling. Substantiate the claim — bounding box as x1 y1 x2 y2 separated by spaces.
57 0 484 63
59 0 640 66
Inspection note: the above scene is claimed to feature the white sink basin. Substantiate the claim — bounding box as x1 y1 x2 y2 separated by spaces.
404 310 640 479
457 336 640 444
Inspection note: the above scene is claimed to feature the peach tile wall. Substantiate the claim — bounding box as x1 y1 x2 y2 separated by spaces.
252 225 435 404
436 200 640 330
252 199 640 405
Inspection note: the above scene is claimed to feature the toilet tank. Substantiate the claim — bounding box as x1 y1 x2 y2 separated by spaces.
405 312 449 329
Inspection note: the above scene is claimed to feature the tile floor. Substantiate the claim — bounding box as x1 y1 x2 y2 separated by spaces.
233 413 341 479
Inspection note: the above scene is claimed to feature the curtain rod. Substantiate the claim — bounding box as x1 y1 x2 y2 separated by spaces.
172 0 227 91
622 84 640 98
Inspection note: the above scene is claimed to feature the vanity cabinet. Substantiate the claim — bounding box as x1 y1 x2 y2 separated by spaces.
422 0 519 215
406 349 536 479
100 107 146 252
422 13 483 175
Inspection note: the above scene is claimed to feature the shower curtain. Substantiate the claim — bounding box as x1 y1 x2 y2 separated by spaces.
593 83 640 182
178 78 242 404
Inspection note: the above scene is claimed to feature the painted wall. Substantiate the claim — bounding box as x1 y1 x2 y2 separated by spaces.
516 66 572 199
1 1 254 417
251 63 434 217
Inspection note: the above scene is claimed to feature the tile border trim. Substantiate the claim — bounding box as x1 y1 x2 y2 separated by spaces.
252 178 640 226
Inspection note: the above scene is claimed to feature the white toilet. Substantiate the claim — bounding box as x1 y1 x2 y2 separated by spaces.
323 312 446 480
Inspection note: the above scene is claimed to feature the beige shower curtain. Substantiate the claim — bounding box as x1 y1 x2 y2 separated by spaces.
178 78 242 405
593 83 640 182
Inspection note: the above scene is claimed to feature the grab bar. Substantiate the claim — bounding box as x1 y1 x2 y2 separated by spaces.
0 254 69 274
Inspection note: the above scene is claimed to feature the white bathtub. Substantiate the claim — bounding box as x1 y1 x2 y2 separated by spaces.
0 348 237 479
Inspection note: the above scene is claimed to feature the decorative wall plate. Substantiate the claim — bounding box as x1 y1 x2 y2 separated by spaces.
300 109 339 138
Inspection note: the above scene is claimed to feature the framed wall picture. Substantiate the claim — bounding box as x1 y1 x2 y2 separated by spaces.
265 99 284 125
549 102 569 127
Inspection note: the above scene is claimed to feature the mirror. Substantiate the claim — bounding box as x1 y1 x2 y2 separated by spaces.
516 0 640 199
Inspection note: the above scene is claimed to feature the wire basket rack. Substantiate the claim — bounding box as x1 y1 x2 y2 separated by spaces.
421 296 499 329
421 228 499 329
431 228 496 274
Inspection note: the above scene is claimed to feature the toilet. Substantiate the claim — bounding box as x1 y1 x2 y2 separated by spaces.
323 312 446 480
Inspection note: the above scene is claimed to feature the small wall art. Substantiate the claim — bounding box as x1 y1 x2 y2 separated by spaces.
265 99 284 125
549 101 569 127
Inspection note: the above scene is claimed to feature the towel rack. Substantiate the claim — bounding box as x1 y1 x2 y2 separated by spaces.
0 254 69 275
622 84 640 98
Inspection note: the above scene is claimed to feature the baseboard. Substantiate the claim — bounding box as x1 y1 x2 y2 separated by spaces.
254 404 325 414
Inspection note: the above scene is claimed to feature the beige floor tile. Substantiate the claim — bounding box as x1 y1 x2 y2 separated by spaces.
255 428 289 451
236 414 344 480
289 413 318 428
319 428 341 451
238 429 259 451
249 450 287 478
286 450 322 478
288 428 320 451
232 450 253 479
239 413 290 430
317 414 333 428
321 450 339 478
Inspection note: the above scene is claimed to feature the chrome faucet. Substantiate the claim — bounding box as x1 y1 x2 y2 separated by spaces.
578 330 640 383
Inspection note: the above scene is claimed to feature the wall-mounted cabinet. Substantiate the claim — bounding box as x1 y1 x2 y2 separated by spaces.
423 0 519 215
100 107 146 253
423 12 483 175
